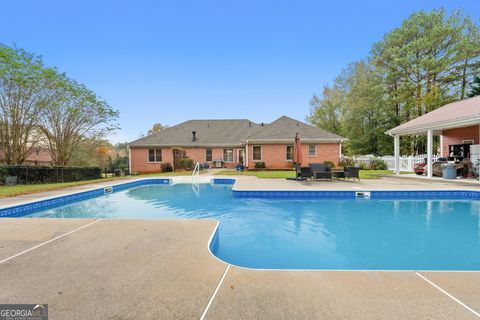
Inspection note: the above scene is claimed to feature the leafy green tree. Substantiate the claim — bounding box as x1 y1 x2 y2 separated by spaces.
39 73 119 166
342 61 394 155
307 84 345 136
309 9 480 156
0 45 54 164
456 17 480 99
0 44 119 166
148 123 168 135
468 76 480 97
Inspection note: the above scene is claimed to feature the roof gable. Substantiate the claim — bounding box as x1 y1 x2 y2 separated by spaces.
245 116 344 142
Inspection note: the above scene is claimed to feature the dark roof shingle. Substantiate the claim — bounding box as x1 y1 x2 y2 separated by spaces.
245 116 344 142
129 116 344 147
129 119 260 147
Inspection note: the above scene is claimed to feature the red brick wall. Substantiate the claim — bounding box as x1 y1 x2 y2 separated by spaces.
130 147 243 172
131 144 341 172
442 125 480 156
130 148 174 173
246 143 340 169
180 147 241 168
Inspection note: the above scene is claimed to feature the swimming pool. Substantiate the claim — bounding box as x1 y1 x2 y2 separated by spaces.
2 179 480 270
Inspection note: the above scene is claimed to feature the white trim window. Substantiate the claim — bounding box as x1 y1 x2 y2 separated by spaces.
223 148 234 162
148 149 162 162
308 145 316 157
286 145 294 161
206 148 213 162
252 145 262 161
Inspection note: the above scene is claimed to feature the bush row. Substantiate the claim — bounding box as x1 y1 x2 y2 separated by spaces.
338 157 387 170
0 166 101 185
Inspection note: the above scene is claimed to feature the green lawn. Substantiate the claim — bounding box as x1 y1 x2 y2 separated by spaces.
216 169 411 179
215 170 296 179
0 178 120 198
0 170 195 198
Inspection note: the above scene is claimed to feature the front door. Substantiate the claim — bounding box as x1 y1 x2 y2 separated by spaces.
238 149 245 165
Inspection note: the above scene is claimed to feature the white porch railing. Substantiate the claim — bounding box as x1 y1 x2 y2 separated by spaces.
352 154 440 172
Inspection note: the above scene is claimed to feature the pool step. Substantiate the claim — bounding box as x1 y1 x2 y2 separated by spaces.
172 176 213 184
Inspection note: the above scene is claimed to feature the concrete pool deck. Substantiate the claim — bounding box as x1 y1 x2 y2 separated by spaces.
1 176 480 319
230 175 480 191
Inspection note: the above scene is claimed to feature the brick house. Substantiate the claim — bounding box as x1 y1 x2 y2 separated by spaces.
0 146 53 166
128 116 344 173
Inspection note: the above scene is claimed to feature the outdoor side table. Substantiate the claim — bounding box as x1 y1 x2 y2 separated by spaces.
331 171 345 179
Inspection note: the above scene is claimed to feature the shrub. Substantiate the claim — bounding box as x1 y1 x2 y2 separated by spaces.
339 157 355 167
369 158 387 170
0 166 7 182
254 162 266 169
0 165 101 185
179 158 194 170
323 161 335 169
358 162 367 170
160 162 173 172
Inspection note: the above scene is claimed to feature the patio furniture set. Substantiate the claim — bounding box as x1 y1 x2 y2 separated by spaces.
294 163 360 181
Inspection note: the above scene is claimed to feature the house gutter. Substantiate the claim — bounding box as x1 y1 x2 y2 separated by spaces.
245 138 343 144
129 143 244 148
386 116 480 136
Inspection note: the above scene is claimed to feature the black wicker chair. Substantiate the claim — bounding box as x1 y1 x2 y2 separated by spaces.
299 166 314 180
344 167 360 181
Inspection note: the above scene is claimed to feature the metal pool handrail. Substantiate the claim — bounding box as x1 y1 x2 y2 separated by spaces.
192 162 200 180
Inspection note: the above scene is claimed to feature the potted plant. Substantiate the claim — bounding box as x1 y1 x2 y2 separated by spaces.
414 163 425 175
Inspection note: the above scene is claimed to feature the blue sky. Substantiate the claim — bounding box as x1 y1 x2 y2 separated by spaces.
2 1 480 143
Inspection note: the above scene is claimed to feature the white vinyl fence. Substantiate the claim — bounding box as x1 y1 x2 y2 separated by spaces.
352 154 440 172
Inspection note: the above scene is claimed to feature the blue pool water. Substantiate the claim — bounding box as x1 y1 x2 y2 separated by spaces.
15 183 480 270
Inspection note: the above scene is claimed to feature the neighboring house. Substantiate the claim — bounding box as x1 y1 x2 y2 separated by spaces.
128 116 344 172
0 145 53 166
387 95 480 177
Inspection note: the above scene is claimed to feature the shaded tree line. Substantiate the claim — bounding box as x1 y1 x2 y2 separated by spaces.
0 44 119 166
308 9 480 156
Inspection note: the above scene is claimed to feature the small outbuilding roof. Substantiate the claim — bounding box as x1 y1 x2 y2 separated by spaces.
387 96 480 135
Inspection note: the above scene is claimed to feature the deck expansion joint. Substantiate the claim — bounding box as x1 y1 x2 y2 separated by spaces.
199 264 231 320
415 272 480 318
0 219 102 264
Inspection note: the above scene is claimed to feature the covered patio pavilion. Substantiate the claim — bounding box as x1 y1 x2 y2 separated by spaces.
386 96 480 180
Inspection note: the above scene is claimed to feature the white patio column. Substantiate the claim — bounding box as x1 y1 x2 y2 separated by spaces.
128 147 132 174
439 133 444 157
427 130 433 178
245 141 249 168
394 134 400 175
